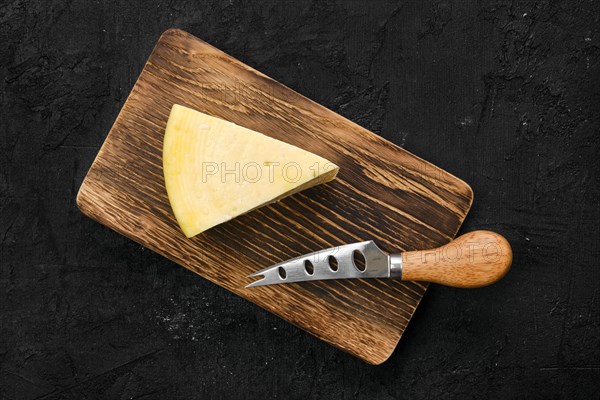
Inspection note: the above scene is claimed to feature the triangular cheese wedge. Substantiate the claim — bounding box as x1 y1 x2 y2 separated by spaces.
163 105 339 238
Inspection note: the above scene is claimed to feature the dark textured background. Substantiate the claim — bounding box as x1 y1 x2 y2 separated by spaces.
1 0 599 399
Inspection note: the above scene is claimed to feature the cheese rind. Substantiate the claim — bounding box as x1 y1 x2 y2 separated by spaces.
163 104 339 238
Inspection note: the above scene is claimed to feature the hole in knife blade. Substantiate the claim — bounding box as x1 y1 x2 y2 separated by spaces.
304 260 314 275
278 267 287 280
352 250 366 272
328 256 338 272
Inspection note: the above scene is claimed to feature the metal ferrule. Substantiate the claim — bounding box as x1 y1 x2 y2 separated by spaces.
389 254 403 279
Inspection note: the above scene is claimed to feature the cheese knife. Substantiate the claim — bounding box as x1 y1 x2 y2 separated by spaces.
246 231 512 288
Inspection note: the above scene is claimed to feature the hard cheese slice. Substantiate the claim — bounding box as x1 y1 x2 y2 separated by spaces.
163 104 339 238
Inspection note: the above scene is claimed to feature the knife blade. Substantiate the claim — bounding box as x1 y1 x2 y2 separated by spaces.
246 230 512 289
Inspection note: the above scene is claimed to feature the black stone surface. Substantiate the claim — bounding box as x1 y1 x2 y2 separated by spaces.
1 1 599 399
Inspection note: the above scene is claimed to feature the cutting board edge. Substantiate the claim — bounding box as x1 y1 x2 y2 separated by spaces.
371 193 473 364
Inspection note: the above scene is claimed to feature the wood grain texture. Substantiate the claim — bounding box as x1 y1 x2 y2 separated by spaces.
402 231 512 288
76 29 473 364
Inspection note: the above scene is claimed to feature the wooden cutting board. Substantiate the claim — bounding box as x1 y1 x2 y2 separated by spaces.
77 29 473 364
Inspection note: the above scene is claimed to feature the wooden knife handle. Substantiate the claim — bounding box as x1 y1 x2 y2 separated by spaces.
400 230 512 288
